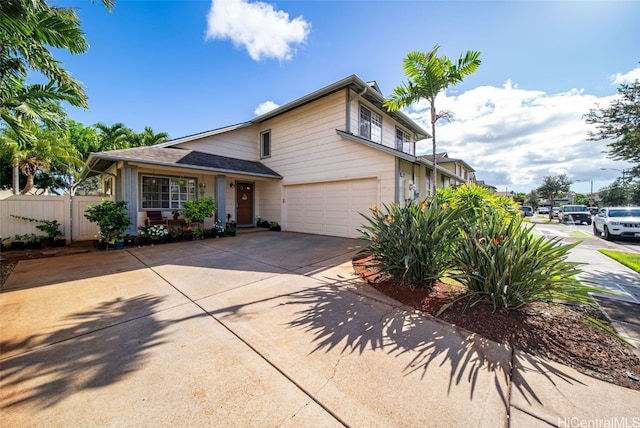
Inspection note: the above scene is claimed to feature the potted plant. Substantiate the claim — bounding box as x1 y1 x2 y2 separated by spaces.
13 233 41 249
226 220 237 237
139 224 168 244
182 197 216 224
123 234 136 247
269 221 281 232
84 200 132 249
11 215 63 248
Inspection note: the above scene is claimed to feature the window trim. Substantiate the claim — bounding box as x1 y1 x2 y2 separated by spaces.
260 130 271 159
359 104 382 144
395 127 412 154
140 174 197 210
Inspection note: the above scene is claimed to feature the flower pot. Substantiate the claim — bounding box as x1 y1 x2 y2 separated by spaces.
54 238 66 247
40 237 54 249
93 240 108 251
113 241 125 250
11 241 25 251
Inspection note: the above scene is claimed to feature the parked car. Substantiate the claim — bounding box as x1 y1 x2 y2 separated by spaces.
558 205 592 225
552 207 560 219
520 206 533 217
592 207 640 240
537 206 550 215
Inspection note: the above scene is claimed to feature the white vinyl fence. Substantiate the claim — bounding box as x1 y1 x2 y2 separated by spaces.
0 195 113 243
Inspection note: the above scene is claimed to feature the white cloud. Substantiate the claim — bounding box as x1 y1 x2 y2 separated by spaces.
610 66 640 85
404 80 629 192
254 100 279 115
205 0 311 61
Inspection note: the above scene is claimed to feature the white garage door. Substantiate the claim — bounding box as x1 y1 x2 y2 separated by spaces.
285 178 378 238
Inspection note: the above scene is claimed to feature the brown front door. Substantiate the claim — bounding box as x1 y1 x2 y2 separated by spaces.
236 182 254 226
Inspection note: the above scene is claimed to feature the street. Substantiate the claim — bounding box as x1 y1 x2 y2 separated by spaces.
529 215 640 254
528 214 640 351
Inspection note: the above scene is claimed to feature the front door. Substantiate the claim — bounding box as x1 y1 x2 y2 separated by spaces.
236 182 254 226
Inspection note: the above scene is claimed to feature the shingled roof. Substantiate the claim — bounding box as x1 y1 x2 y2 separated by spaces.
83 146 282 179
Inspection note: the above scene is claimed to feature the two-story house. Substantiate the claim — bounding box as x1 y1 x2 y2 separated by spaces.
83 75 466 239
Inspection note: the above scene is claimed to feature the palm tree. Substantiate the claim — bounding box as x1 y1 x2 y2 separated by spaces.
0 121 81 194
384 45 481 195
130 126 170 147
95 122 131 151
0 0 114 144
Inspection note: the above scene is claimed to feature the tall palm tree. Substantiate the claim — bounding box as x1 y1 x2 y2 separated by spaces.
384 45 481 195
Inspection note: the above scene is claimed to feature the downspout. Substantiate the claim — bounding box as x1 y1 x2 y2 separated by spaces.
412 162 416 200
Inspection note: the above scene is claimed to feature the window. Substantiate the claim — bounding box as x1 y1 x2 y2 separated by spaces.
396 128 412 154
359 105 382 143
261 130 271 158
141 176 196 209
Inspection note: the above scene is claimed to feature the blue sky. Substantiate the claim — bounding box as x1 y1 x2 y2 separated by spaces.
52 0 640 195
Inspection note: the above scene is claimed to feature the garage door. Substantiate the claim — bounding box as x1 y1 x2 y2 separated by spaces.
285 178 378 238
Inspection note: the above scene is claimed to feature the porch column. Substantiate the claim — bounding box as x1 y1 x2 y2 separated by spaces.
122 164 138 236
215 175 227 224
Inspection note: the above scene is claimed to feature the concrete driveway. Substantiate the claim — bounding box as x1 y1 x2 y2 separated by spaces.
1 231 638 426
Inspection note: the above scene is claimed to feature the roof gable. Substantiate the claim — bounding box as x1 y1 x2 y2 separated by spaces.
159 75 429 148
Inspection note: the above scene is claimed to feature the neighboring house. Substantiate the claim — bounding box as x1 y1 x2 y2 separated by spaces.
419 153 476 189
82 75 475 239
475 180 497 193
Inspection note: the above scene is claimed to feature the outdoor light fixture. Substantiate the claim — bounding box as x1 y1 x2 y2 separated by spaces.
230 182 235 188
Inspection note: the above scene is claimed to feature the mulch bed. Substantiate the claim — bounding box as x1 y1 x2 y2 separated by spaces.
352 255 640 391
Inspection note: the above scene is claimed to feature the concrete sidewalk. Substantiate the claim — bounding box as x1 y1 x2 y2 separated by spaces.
1 232 638 426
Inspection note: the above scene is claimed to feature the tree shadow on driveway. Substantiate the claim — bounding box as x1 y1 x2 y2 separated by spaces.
284 275 586 409
1 294 168 410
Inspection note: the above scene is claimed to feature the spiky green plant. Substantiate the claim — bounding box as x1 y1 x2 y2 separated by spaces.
359 199 466 288
440 213 608 313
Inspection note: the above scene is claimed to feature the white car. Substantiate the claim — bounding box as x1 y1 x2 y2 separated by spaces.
592 207 640 240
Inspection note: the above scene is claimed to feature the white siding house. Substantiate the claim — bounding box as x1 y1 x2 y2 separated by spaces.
83 75 444 238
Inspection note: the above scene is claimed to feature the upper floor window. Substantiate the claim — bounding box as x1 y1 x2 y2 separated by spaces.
396 128 412 154
261 130 271 158
141 176 196 209
359 105 382 143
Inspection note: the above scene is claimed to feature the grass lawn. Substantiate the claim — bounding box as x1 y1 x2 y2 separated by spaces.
599 249 640 273
568 230 597 239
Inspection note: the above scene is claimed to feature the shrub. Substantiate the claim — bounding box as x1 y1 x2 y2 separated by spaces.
138 225 168 242
441 212 602 313
182 197 216 223
437 183 520 225
359 199 467 288
84 200 132 244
